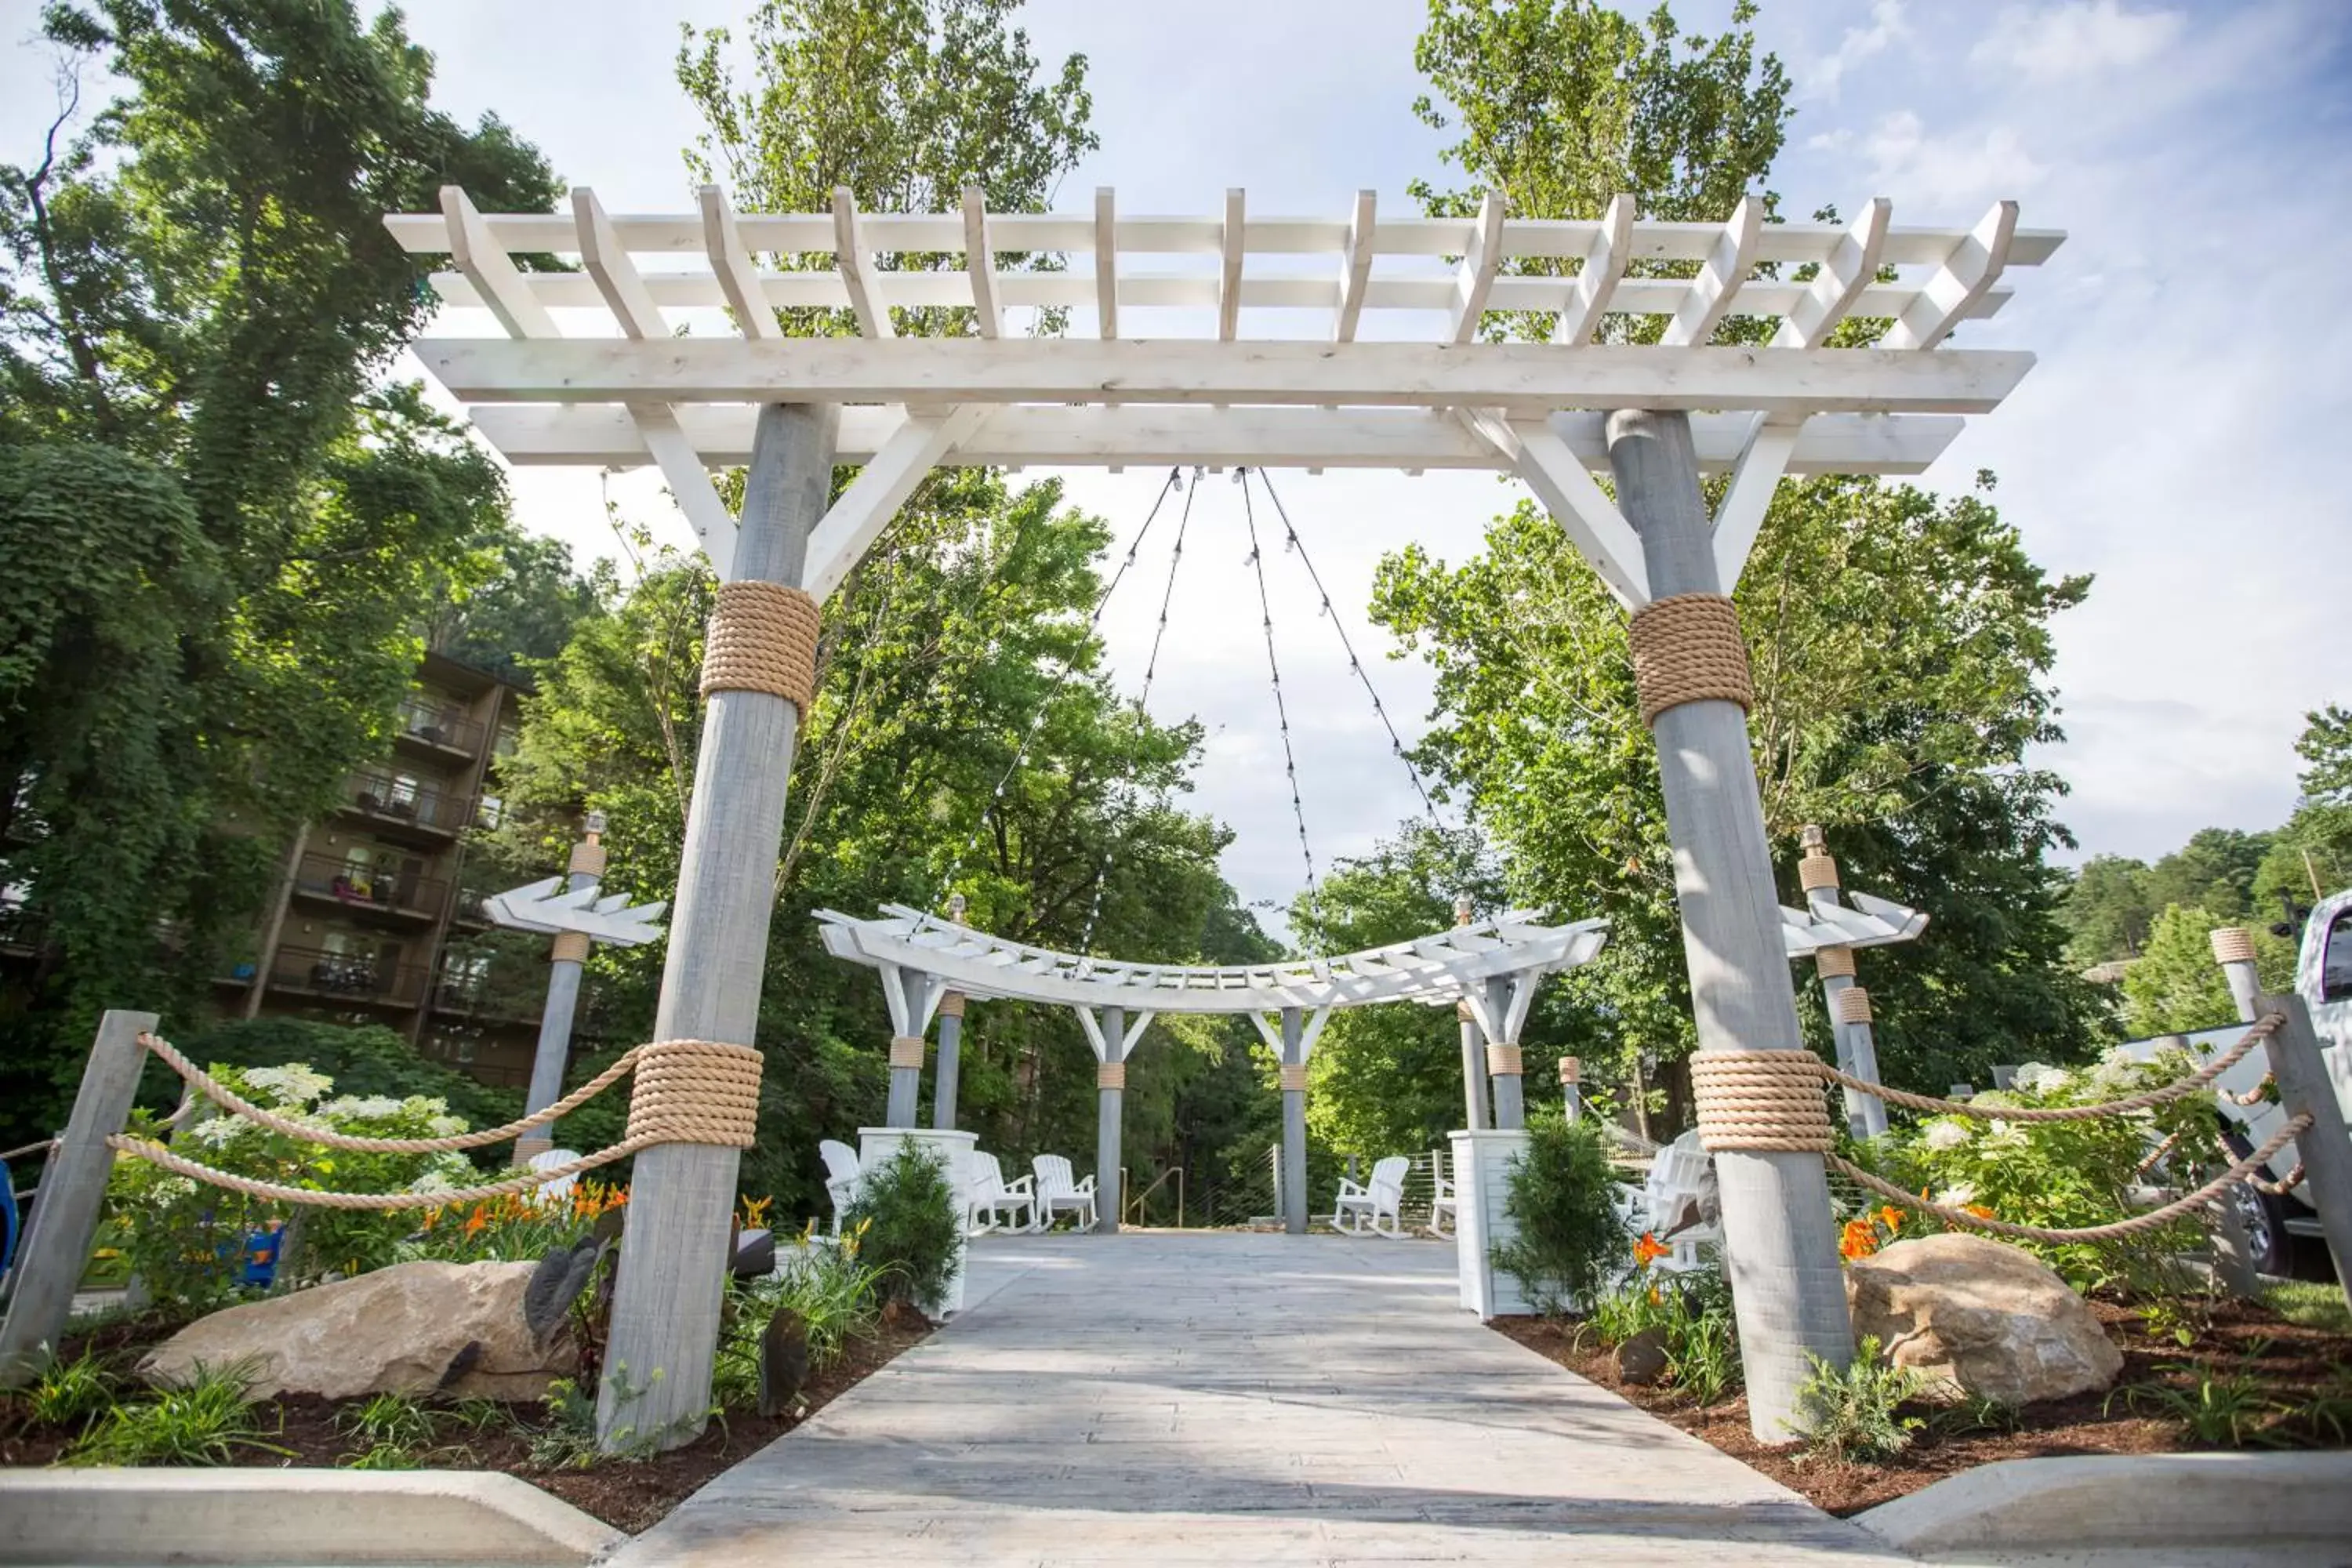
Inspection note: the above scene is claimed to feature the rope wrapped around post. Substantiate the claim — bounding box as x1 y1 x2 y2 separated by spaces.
2209 926 2257 966
1833 987 1873 1026
550 930 592 965
1814 946 1857 980
1485 1043 1523 1076
887 1036 927 1070
699 580 822 717
1798 854 1841 893
1277 1063 1308 1093
1098 1061 1128 1091
1626 593 1754 728
104 1035 761 1210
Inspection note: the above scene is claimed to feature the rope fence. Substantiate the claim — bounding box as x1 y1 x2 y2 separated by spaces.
1691 1013 2313 1247
103 1032 761 1211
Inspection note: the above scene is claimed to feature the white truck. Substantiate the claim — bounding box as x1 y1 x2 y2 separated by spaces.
2117 889 2352 1273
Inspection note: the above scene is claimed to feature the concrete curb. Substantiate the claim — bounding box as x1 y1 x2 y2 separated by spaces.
0 1468 627 1566
1852 1451 2352 1560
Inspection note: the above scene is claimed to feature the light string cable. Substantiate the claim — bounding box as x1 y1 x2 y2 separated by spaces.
1074 466 1202 954
919 466 1186 937
1236 466 1317 895
1248 466 1442 829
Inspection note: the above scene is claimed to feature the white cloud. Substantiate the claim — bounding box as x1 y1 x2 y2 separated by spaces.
1802 0 1908 101
1857 110 2045 207
1972 1 2187 82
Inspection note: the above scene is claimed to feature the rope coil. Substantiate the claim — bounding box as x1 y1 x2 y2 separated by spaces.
1798 854 1841 892
550 931 591 965
1278 1063 1308 1093
1690 1051 1836 1152
887 1035 927 1070
938 990 967 1020
1834 987 1874 1027
1626 593 1754 728
2209 927 2257 966
622 1039 763 1150
1814 946 1857 980
700 580 821 715
1485 1043 1524 1076
1098 1061 1129 1091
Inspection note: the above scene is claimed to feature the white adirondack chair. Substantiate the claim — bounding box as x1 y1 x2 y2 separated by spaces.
967 1151 1038 1235
1031 1154 1098 1232
525 1148 584 1208
1429 1157 1457 1237
1635 1131 1719 1273
1333 1156 1410 1237
819 1139 862 1236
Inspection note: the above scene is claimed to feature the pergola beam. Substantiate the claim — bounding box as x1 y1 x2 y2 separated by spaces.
1663 194 1762 348
804 405 986 601
962 183 1001 339
1557 192 1635 345
698 184 775 339
1460 410 1650 608
1333 189 1376 344
832 187 894 339
1713 412 1806 593
1449 189 1508 344
1775 198 1889 350
418 338 2036 416
1883 200 2019 351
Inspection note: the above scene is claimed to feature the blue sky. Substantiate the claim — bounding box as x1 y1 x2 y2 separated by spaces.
6 0 2350 920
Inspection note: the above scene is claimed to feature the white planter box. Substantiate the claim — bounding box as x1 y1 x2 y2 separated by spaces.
856 1127 978 1316
1450 1129 1533 1319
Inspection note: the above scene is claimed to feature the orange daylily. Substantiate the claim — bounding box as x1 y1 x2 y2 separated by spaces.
1877 1205 1905 1232
1632 1232 1671 1270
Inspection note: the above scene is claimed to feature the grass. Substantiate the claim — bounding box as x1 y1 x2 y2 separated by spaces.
63 1359 292 1466
2263 1280 2352 1334
2111 1345 2284 1447
24 1349 118 1430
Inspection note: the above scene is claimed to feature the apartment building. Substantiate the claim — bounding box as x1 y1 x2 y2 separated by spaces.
219 650 553 1087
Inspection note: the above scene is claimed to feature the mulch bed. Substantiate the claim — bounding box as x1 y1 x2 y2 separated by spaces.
0 1306 932 1535
1495 1295 2352 1517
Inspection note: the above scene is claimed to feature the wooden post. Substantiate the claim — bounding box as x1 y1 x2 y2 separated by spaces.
2212 928 2263 1025
0 1010 156 1386
2257 992 2352 1301
2198 935 2264 1294
1485 975 1526 1130
596 402 834 1451
1559 1056 1582 1123
1096 1005 1124 1234
884 965 927 1130
1798 829 1888 1141
931 991 965 1131
1457 1000 1490 1131
1280 1005 1309 1235
1607 408 1852 1440
517 828 604 1160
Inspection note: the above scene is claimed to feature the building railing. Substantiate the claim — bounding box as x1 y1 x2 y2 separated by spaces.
267 944 429 1007
396 699 484 756
343 770 475 835
290 854 447 918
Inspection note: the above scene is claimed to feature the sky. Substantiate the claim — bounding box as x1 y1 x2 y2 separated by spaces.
5 0 2349 926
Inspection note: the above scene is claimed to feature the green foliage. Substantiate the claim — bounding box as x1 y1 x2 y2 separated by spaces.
64 1359 290 1466
155 1018 523 1137
1490 1116 1632 1315
2122 904 2294 1036
1410 0 1791 345
525 1375 605 1470
2063 854 2158 967
0 0 560 1145
1791 1336 1929 1463
713 1233 891 1409
24 1348 118 1430
1374 476 2101 1100
841 1143 960 1312
103 1062 482 1306
1858 1051 2218 1290
2112 1351 2284 1447
2263 1280 2352 1335
1585 1268 1742 1406
402 1181 626 1265
335 1391 437 1467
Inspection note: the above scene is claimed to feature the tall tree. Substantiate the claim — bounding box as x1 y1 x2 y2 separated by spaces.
2061 854 2155 967
0 0 557 1138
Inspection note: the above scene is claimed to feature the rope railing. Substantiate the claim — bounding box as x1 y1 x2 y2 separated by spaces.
103 1033 760 1211
1690 1012 2307 1247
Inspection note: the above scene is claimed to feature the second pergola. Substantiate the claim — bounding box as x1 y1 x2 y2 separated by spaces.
385 178 2055 1446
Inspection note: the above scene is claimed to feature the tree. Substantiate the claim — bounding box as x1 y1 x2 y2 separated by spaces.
2122 902 2293 1036
0 2 557 1141
423 521 604 685
1373 475 2103 1108
2062 855 2155 967
2143 828 2272 924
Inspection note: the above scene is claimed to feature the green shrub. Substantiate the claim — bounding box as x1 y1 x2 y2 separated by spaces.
1584 1267 1743 1405
1855 1050 2218 1292
1490 1116 1632 1316
713 1232 891 1408
106 1062 488 1306
1792 1335 1929 1463
840 1142 960 1314
25 1348 118 1430
64 1360 290 1466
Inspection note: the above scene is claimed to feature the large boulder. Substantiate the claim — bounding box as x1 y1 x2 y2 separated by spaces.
141 1260 573 1400
1846 1232 2122 1407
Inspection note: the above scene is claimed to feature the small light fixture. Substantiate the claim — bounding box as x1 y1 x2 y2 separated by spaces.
947 892 968 921
585 809 608 837
1454 892 1475 926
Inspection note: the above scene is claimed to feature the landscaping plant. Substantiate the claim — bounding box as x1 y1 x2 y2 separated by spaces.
405 1181 626 1265
840 1143 960 1313
1791 1336 1930 1465
2113 1345 2286 1446
64 1360 291 1466
1581 1261 1744 1406
713 1225 893 1409
24 1348 118 1432
1490 1116 1632 1316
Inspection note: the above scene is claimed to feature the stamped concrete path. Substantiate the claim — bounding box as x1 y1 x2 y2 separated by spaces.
612 1232 1908 1566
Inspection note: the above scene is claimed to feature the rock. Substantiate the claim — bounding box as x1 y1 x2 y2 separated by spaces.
1613 1325 1671 1385
759 1306 810 1417
1845 1232 2122 1407
141 1260 574 1400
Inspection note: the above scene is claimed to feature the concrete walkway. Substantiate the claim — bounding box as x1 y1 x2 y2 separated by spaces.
612 1232 1909 1566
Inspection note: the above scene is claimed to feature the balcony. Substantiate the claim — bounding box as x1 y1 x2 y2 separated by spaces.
430 971 546 1025
339 770 476 844
393 698 485 762
263 944 428 1008
289 854 446 925
451 887 494 927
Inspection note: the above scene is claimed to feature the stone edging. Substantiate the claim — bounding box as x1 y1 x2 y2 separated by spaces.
0 1468 625 1566
1851 1451 2352 1559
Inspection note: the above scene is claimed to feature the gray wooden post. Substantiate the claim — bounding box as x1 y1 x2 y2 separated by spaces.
1607 408 1852 1439
1279 1006 1309 1234
1485 975 1526 1130
2212 928 2263 1024
1457 1000 1490 1131
1095 1005 1125 1233
517 829 604 1160
1 1010 156 1386
2256 992 2352 1302
2198 935 2265 1295
596 402 834 1450
931 991 965 1131
1798 829 1888 1141
884 966 927 1130
1559 1056 1583 1123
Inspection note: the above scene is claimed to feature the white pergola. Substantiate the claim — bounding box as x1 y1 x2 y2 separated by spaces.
382 179 2053 1450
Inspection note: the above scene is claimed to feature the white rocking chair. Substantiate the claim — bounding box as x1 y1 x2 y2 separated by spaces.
1032 1153 1098 1232
967 1151 1038 1235
1333 1155 1410 1238
819 1138 862 1236
1428 1158 1457 1237
1632 1131 1720 1273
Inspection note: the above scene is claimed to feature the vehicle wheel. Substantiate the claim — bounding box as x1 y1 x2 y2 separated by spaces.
2217 1126 2291 1276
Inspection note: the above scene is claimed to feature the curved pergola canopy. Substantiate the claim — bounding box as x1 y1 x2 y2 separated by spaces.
815 904 1608 1015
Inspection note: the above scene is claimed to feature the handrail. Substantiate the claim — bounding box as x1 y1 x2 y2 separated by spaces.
1123 1165 1186 1229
